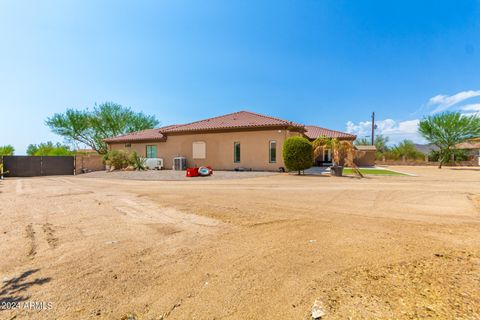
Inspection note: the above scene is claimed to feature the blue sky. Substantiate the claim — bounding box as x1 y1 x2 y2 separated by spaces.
1 0 480 153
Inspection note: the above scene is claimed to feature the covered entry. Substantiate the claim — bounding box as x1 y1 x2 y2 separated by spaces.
315 148 332 167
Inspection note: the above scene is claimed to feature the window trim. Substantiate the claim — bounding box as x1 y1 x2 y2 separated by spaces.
146 145 157 158
269 140 277 163
192 141 206 159
233 142 241 163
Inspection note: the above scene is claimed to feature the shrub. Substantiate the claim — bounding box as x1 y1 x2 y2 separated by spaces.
382 140 424 161
282 136 313 174
428 149 469 162
103 150 130 169
129 151 146 170
103 149 146 170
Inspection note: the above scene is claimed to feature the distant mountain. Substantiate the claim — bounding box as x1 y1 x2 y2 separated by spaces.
415 144 439 154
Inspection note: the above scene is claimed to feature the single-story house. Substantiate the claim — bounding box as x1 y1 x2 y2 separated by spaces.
456 138 480 165
104 110 359 171
354 145 377 167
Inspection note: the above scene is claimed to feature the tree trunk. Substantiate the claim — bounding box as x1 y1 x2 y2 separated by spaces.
438 150 445 169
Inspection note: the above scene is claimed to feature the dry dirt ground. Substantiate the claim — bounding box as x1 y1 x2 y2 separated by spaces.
0 166 479 320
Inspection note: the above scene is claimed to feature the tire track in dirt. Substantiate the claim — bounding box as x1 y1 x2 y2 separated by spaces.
114 197 221 227
42 223 59 248
16 180 24 194
25 224 37 258
467 193 480 214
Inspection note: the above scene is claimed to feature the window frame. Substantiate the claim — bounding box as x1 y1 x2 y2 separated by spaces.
269 140 277 163
233 142 241 163
146 145 157 158
192 141 206 159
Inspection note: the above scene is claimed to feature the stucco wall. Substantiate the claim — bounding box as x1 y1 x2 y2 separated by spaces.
354 150 376 167
109 128 300 171
75 154 105 174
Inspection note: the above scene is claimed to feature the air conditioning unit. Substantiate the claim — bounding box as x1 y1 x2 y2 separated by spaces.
173 157 187 170
145 158 164 170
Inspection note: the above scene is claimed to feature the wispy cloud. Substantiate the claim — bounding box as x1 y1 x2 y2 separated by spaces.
346 118 424 144
460 103 480 112
428 90 480 114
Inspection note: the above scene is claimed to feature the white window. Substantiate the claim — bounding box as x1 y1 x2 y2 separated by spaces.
269 140 277 163
192 141 206 159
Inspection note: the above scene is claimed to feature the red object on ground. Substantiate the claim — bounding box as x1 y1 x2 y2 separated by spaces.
186 167 199 177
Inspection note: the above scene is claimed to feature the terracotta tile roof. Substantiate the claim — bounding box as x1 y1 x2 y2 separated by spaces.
456 140 480 149
104 125 180 143
304 125 356 140
355 145 377 151
104 112 355 143
162 111 304 133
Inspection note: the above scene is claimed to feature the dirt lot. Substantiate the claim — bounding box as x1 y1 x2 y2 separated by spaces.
0 166 479 319
78 170 276 181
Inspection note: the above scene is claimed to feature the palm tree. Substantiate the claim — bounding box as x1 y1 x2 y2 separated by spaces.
312 137 364 177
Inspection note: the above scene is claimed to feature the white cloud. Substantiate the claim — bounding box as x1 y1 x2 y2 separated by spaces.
460 103 480 112
346 118 425 144
427 90 480 114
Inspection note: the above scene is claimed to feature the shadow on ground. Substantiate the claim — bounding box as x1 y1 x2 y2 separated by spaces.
0 269 51 308
449 167 480 171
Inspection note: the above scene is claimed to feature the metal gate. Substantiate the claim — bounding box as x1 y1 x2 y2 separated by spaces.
2 156 75 177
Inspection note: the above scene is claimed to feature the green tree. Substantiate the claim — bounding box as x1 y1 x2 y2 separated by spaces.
0 145 15 156
282 136 313 174
46 102 159 154
26 142 73 156
390 140 423 160
419 112 480 168
373 135 390 153
355 137 370 146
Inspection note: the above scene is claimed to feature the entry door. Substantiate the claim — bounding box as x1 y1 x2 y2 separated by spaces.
323 149 332 162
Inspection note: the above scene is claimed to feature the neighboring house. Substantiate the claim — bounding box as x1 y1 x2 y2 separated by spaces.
104 110 356 171
456 138 480 165
354 145 377 167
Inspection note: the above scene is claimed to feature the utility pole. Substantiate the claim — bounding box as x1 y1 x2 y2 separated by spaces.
371 112 375 146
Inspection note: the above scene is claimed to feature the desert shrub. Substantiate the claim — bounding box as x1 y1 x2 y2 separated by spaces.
383 150 401 160
103 150 130 169
384 140 424 160
282 136 313 174
428 149 469 162
103 150 147 170
129 151 146 170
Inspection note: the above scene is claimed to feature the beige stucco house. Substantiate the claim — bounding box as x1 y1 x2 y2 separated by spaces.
105 111 357 171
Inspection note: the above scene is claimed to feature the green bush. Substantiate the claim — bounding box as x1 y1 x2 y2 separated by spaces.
103 150 130 169
428 149 469 162
129 151 146 170
103 149 146 170
282 136 313 174
382 140 424 161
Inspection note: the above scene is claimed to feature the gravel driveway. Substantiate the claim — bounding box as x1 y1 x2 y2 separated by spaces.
77 169 278 181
